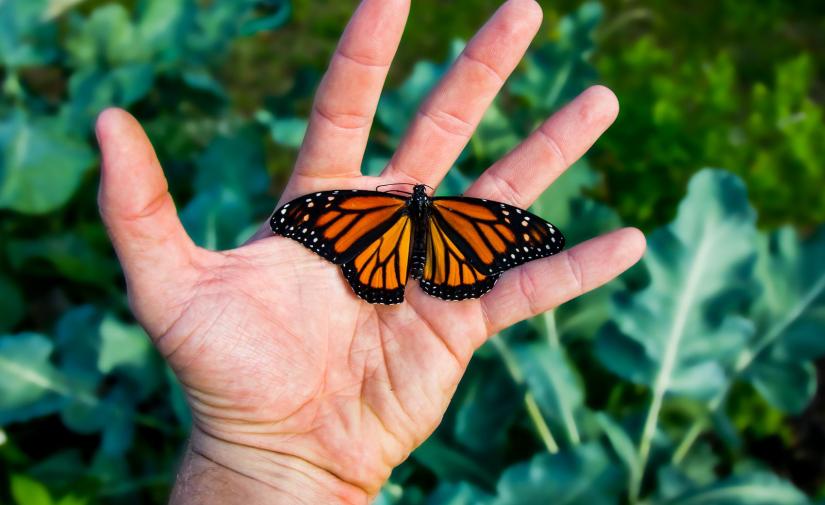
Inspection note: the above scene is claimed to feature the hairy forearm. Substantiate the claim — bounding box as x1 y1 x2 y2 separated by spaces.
169 428 371 505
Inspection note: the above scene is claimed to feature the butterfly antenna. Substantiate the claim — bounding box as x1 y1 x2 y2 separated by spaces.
375 182 434 193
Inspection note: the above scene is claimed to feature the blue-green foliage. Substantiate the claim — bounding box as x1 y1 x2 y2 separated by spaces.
1 1 822 504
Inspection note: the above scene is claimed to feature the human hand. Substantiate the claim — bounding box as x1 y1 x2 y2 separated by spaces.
95 0 646 503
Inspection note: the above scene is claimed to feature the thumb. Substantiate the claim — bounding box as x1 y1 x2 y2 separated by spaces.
96 108 197 333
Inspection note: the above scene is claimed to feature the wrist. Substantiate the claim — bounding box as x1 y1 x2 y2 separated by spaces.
170 426 371 505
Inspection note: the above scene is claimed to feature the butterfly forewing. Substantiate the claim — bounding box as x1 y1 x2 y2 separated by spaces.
431 196 565 276
270 190 407 264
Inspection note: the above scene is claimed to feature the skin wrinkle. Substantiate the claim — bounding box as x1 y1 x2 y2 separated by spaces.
563 248 586 293
187 445 302 503
299 399 393 490
334 49 392 70
167 299 233 372
109 188 172 222
359 360 405 449
517 264 545 319
408 299 466 368
195 421 373 499
373 311 416 427
536 123 570 169
313 104 373 132
459 50 508 83
153 292 197 352
416 108 477 139
487 168 530 208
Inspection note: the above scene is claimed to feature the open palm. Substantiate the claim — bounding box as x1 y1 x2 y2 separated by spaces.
96 0 645 502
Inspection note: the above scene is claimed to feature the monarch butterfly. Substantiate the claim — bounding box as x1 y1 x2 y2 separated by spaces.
270 184 564 304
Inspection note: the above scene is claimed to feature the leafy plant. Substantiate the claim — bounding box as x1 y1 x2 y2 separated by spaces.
2 1 824 504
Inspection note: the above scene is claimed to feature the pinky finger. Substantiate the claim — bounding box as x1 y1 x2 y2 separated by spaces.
480 227 646 335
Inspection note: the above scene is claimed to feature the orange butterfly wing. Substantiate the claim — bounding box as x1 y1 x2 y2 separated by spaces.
416 216 500 301
271 190 407 264
341 215 412 304
430 196 564 276
271 190 412 304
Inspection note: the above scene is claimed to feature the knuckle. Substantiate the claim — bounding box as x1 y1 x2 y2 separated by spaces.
563 249 585 293
418 108 474 138
517 266 544 316
314 103 372 131
460 51 505 84
489 172 527 207
535 125 569 167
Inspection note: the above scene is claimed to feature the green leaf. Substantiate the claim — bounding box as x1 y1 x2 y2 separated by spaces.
238 0 291 36
596 170 758 400
429 482 494 505
99 386 136 455
738 226 825 413
10 474 53 505
56 495 89 505
747 359 816 414
656 442 722 501
491 444 621 505
65 4 148 66
54 306 102 383
453 358 519 452
97 315 153 378
663 472 808 505
0 273 25 332
595 170 759 501
596 413 640 485
181 187 254 250
470 101 520 163
136 0 193 55
194 128 269 197
257 111 307 149
25 449 87 493
513 339 583 444
0 0 57 68
62 64 155 127
0 112 95 214
411 436 496 487
6 233 118 286
0 333 64 425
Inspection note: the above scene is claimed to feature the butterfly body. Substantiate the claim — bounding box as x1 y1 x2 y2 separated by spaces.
271 185 564 305
406 184 434 280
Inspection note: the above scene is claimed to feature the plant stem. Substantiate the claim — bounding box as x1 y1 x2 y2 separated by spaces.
543 310 561 348
630 236 713 504
542 311 581 445
525 392 560 453
672 422 703 465
491 334 560 454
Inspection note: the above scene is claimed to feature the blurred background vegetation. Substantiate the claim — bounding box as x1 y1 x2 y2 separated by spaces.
1 0 824 504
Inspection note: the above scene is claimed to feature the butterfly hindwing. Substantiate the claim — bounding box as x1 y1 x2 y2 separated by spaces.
416 217 500 301
430 196 565 276
341 214 412 304
271 190 407 264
